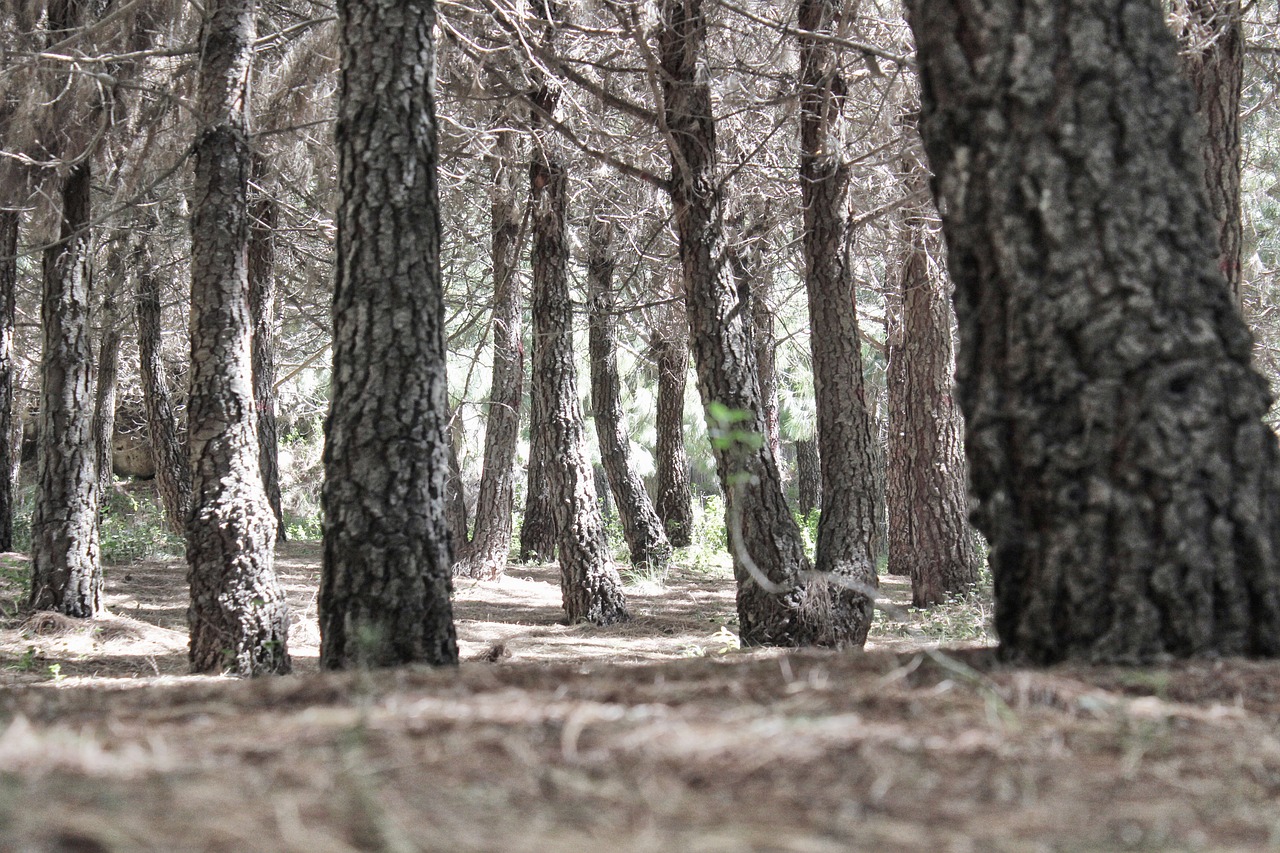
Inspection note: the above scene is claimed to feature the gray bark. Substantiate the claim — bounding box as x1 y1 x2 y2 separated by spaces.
908 0 1280 663
455 127 525 580
587 211 672 573
187 0 290 675
320 0 458 668
248 159 286 541
31 164 100 617
0 210 16 551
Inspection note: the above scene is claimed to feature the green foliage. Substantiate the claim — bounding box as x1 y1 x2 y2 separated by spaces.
98 486 184 565
285 511 323 542
795 508 820 562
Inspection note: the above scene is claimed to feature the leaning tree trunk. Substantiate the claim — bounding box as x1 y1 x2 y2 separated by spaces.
527 7 628 625
907 0 1280 663
248 158 286 541
796 0 880 641
320 0 458 669
660 0 853 647
0 210 16 551
651 258 694 548
587 211 672 572
31 164 101 617
885 166 979 606
1175 0 1244 311
187 0 290 675
456 126 524 580
135 238 192 537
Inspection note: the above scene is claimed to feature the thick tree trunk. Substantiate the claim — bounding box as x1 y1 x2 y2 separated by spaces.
527 14 628 625
795 438 820 518
0 210 16 551
587 212 672 572
885 181 979 606
651 264 694 548
320 0 457 669
1175 0 1244 310
908 0 1280 663
187 0 290 675
797 0 880 639
135 239 192 537
31 164 101 617
660 0 853 647
456 127 524 580
248 160 286 541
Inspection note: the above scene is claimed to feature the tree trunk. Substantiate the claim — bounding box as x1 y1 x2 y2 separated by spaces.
0 210 16 552
456 127 525 580
587 211 672 572
885 171 979 606
1175 0 1244 310
187 0 290 675
908 0 1280 663
527 8 628 625
248 158 286 541
31 164 101 617
797 0 880 639
660 0 854 647
93 261 122 505
320 0 458 669
795 438 820 518
445 407 470 559
651 265 694 548
135 238 192 538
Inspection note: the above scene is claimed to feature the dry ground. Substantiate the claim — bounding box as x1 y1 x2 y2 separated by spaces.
0 544 1277 851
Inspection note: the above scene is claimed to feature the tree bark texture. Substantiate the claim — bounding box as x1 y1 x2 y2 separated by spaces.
456 127 524 580
445 407 470 558
187 0 290 675
885 190 979 606
31 164 101 617
660 0 852 647
797 0 881 640
135 239 192 538
0 211 16 551
795 438 820 517
908 0 1280 663
321 0 458 669
93 259 122 503
587 212 672 572
651 307 694 548
728 213 782 463
527 20 629 625
248 160 286 541
1175 0 1244 310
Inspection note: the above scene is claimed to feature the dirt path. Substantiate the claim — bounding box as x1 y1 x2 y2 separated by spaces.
0 547 1277 851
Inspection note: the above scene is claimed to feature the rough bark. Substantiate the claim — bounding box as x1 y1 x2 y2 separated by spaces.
320 0 458 669
135 238 192 537
30 164 100 617
445 407 470 558
1175 0 1244 310
651 264 694 548
795 438 820 518
797 0 880 638
248 159 286 541
0 210 16 551
660 0 851 647
908 0 1280 663
587 212 672 572
187 0 290 675
527 7 628 625
455 127 524 580
885 183 979 606
518 421 556 562
93 262 122 504
728 213 782 462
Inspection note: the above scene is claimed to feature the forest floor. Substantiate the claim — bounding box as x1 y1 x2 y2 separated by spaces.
0 542 1277 851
